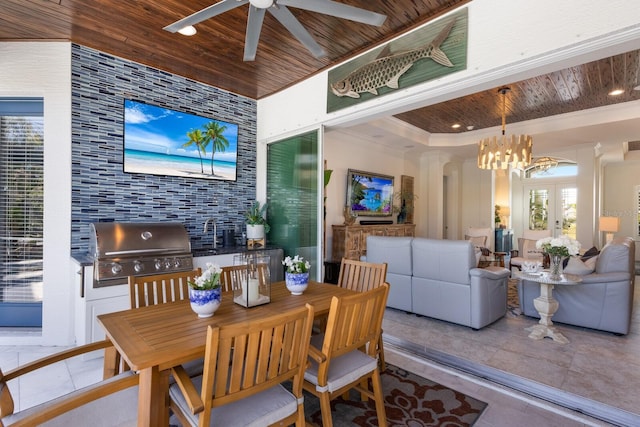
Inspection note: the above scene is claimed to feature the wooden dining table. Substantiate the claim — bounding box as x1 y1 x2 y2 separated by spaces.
98 280 355 427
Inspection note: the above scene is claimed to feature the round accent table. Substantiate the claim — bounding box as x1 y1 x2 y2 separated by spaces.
515 271 582 344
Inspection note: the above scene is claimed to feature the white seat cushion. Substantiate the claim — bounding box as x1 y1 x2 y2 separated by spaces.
169 375 298 427
304 335 378 393
4 372 138 427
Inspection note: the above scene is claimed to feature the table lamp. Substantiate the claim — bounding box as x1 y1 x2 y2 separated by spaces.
599 216 619 244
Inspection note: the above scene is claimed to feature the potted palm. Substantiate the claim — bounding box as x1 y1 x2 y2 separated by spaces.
243 200 270 240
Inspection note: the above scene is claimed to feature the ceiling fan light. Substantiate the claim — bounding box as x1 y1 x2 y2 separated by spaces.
177 25 197 36
249 0 274 9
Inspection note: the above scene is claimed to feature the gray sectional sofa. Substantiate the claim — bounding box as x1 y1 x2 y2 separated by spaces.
365 236 511 329
519 236 636 335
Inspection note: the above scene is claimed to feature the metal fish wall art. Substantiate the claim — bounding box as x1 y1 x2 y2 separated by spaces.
330 17 457 99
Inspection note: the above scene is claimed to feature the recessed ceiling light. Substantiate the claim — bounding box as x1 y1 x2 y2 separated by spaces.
178 25 197 36
451 123 461 129
608 88 624 96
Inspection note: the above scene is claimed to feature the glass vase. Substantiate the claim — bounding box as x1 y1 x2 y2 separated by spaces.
549 254 564 280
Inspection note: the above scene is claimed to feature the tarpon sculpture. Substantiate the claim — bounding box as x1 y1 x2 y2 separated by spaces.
330 18 457 99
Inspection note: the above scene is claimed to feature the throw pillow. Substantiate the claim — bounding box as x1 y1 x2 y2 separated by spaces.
465 235 486 251
584 255 598 271
520 239 543 259
564 256 596 275
581 246 600 261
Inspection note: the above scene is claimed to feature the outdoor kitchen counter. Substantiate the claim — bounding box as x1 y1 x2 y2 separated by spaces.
191 244 282 257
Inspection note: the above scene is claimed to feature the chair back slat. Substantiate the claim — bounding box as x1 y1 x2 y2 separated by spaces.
337 258 387 292
220 263 270 293
199 305 314 417
128 268 201 308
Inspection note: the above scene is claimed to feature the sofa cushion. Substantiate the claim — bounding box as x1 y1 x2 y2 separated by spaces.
412 238 475 284
596 241 630 273
366 236 413 275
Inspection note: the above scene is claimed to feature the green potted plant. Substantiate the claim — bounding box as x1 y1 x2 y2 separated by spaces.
244 200 270 240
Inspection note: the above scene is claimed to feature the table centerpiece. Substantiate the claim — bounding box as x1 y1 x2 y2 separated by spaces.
536 235 581 280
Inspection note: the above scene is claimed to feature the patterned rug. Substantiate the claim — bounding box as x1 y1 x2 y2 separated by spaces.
303 364 487 426
507 278 521 317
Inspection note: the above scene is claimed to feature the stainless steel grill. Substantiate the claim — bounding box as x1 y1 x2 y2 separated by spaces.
89 222 193 287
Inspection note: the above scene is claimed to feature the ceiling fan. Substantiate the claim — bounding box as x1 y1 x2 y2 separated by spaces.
163 0 387 61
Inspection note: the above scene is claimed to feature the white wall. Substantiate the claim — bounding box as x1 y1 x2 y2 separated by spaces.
0 42 73 345
323 130 419 259
603 152 640 261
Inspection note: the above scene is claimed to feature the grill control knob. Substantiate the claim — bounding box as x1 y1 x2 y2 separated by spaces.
110 263 122 275
174 258 181 268
133 261 144 273
154 259 162 270
164 259 172 269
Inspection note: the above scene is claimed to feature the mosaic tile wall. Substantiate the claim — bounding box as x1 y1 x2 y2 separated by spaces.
71 44 257 253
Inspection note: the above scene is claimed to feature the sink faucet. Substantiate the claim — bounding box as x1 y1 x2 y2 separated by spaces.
203 218 217 249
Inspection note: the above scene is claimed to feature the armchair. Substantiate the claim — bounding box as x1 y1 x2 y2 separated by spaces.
509 229 552 271
465 227 493 266
1 340 138 426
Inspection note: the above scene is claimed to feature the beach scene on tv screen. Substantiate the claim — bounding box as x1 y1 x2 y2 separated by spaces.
349 172 393 216
123 100 238 181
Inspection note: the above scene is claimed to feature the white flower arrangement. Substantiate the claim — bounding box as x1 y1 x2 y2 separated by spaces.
536 235 581 257
188 262 222 290
282 255 310 274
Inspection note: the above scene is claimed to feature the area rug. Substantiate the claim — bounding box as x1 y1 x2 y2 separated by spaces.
507 278 521 317
303 364 487 426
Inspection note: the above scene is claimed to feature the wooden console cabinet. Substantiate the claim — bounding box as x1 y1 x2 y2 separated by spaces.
332 224 416 261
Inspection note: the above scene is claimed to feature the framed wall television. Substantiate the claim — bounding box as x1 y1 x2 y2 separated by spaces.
123 99 239 181
346 169 394 216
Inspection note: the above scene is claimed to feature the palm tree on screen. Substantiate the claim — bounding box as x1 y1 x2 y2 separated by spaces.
203 121 229 176
183 129 207 173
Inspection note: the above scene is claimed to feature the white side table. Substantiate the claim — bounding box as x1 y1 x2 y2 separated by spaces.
515 271 582 344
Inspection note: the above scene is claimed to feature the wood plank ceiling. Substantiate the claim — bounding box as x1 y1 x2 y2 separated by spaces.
2 0 639 134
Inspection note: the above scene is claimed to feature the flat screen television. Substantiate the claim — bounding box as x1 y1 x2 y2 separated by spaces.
123 99 238 181
346 169 394 216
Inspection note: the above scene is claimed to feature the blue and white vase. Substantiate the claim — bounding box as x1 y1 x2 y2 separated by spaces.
189 287 221 318
285 272 309 295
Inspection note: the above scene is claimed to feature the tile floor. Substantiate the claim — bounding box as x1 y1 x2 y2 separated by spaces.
1 275 638 426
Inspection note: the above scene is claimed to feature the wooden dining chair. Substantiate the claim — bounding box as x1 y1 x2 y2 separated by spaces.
220 263 270 293
337 258 388 370
168 304 315 427
128 268 201 308
129 268 204 378
304 283 390 427
337 258 388 292
0 340 139 426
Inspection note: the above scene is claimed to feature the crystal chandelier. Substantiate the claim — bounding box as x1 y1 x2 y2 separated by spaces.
477 87 532 170
532 156 558 173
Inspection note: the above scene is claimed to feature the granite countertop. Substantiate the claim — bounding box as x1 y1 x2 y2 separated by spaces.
72 245 282 265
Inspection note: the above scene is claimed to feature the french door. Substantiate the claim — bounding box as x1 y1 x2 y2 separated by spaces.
523 183 577 240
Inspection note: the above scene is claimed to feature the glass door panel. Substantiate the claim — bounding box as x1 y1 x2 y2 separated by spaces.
0 98 44 327
524 184 577 239
266 131 319 280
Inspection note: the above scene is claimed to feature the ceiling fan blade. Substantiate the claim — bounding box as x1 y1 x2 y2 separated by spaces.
244 6 266 61
268 6 327 58
278 0 386 26
164 0 249 32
